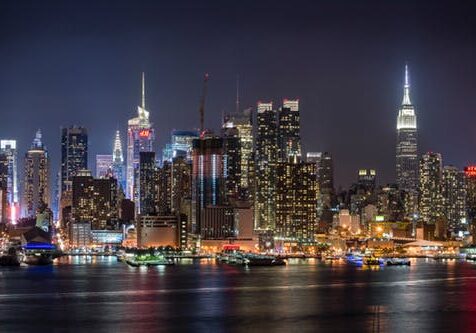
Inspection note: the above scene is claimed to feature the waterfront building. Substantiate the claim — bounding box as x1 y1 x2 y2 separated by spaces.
96 154 113 179
275 157 318 241
255 102 278 230
442 166 467 234
126 73 155 208
0 139 19 223
418 152 443 224
111 130 126 190
222 126 241 200
137 215 179 248
139 152 157 216
191 134 226 234
69 221 91 248
23 130 49 218
396 64 418 192
223 108 253 198
278 99 301 161
71 170 118 230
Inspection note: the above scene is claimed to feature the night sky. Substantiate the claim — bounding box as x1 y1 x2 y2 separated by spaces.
0 0 475 188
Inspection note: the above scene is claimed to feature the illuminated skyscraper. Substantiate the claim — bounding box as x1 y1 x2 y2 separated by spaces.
191 134 225 234
396 65 418 192
162 130 199 163
0 154 8 224
61 126 88 192
442 166 467 234
276 157 318 241
223 108 253 198
23 130 49 217
418 152 443 224
126 73 155 209
96 155 113 178
0 139 19 223
278 99 301 161
111 130 126 190
139 152 157 216
222 127 241 200
255 102 278 230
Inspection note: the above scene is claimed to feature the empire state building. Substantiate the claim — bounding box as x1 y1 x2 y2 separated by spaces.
396 64 418 192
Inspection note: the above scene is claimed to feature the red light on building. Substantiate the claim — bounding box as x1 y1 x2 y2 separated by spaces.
139 129 150 138
465 166 476 177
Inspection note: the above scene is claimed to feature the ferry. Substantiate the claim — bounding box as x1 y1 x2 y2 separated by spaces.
125 253 175 267
217 246 286 266
385 258 411 266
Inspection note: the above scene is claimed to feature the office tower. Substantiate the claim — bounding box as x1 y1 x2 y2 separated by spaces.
318 152 334 193
157 160 172 215
223 108 253 198
191 134 225 234
72 170 118 230
0 140 19 223
96 155 113 178
442 166 467 234
162 130 200 163
0 154 8 224
276 157 318 241
418 152 443 224
51 171 61 222
126 73 155 207
111 130 126 190
171 156 192 213
376 184 406 222
23 130 49 217
278 99 301 161
139 152 157 216
465 167 476 233
396 65 418 192
255 102 278 230
357 169 377 192
222 126 241 200
61 126 88 192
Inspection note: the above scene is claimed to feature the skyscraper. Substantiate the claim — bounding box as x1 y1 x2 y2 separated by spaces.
61 126 88 192
139 152 157 216
162 130 199 163
418 152 443 224
0 139 19 223
191 134 225 234
23 130 49 217
111 130 126 190
442 166 467 234
276 157 318 241
278 99 301 161
222 126 241 200
0 154 8 224
126 73 155 210
255 102 278 230
396 65 418 192
96 155 113 178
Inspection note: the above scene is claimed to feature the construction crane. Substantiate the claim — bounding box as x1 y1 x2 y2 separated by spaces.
199 73 209 138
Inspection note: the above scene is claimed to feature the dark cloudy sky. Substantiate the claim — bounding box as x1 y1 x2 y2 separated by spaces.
0 0 475 188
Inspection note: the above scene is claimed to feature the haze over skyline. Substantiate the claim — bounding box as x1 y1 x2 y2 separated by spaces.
1 0 476 188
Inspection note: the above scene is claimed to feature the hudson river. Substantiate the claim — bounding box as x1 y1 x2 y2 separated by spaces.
1 257 476 332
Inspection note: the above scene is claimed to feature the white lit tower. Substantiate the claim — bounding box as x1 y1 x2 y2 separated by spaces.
126 73 155 211
112 130 126 190
396 64 418 193
0 140 19 223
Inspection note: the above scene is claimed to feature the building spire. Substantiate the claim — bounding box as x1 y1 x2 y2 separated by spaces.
32 129 43 149
141 72 146 109
113 130 123 163
402 63 411 105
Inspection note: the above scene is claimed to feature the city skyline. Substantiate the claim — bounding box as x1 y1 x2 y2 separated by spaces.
1 0 476 188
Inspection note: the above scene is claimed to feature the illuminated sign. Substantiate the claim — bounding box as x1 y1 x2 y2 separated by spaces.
375 215 385 222
465 166 476 177
139 129 150 138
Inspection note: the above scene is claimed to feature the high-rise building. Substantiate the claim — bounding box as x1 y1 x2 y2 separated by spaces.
96 155 113 179
126 73 155 209
171 156 192 214
23 130 49 218
72 170 118 230
357 169 377 192
111 130 126 190
157 160 172 215
191 134 225 234
139 152 157 216
162 130 199 163
278 99 301 161
0 154 8 224
442 166 467 234
61 126 88 192
317 152 334 194
396 65 418 192
418 152 443 224
223 108 253 198
222 127 241 200
276 157 318 241
0 139 19 223
255 102 278 230
464 166 476 237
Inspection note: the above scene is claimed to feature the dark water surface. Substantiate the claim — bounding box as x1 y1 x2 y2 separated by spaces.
1 257 476 332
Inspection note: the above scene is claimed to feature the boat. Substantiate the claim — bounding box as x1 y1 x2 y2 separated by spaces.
466 254 476 261
385 258 411 266
363 256 383 266
125 253 175 267
22 242 56 265
23 253 53 265
243 254 286 266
